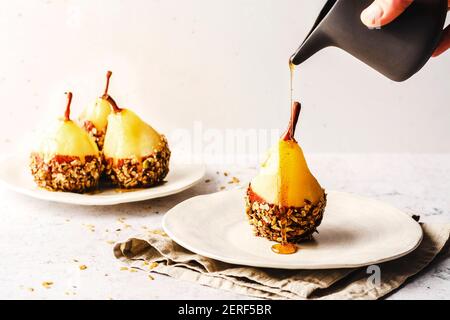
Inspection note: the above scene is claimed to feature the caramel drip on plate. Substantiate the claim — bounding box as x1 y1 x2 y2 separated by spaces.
271 242 297 255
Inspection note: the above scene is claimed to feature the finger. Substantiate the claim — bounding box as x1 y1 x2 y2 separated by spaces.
361 0 414 28
432 25 450 57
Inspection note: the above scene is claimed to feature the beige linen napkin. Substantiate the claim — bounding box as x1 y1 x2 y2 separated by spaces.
113 223 449 300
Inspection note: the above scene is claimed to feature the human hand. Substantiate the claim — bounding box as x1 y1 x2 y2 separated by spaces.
360 0 450 57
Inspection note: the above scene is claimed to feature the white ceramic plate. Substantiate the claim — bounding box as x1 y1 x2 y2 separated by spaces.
163 189 423 269
0 154 205 206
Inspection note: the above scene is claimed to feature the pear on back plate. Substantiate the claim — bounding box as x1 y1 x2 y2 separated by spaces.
30 92 101 193
102 96 170 188
79 71 114 150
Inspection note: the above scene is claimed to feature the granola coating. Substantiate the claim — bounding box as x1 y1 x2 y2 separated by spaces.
245 186 327 243
104 136 170 188
30 153 101 193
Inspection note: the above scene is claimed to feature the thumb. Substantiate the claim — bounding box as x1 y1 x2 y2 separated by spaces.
361 0 414 28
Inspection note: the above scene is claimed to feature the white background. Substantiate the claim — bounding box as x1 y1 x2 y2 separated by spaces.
0 0 449 155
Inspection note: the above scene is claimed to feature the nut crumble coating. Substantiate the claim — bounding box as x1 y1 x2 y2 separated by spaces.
104 136 170 188
30 154 101 193
245 186 326 243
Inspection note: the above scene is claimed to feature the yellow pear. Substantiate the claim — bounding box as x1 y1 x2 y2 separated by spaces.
251 140 323 207
246 102 326 244
102 96 170 188
79 71 113 149
30 92 101 193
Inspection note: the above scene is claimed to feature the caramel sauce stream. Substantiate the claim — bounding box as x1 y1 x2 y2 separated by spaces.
289 60 295 108
271 61 300 255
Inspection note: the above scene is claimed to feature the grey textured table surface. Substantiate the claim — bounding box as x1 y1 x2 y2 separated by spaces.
0 154 449 299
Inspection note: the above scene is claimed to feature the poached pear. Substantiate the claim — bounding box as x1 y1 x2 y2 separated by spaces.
79 71 113 149
30 92 102 192
245 102 326 246
102 96 170 188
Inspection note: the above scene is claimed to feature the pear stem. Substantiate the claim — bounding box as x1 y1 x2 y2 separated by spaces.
281 101 301 141
64 92 73 121
102 70 113 98
105 95 122 113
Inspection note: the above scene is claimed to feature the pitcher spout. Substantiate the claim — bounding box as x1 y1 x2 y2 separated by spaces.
290 0 337 65
290 34 331 65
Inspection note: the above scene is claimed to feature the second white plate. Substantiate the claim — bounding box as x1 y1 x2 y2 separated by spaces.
0 154 205 206
163 189 423 269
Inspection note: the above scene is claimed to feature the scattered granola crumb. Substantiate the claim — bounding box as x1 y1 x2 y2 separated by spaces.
227 177 240 184
129 269 138 273
42 281 53 289
205 179 211 183
120 267 128 271
106 240 115 245
220 186 226 191
83 223 96 232
73 259 79 263
150 230 167 237
148 275 154 281
79 265 87 270
224 172 229 177
149 262 158 269
28 288 34 292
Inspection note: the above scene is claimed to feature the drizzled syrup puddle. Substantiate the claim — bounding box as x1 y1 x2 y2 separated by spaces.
271 243 298 255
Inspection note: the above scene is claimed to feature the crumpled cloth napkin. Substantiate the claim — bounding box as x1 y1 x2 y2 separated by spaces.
113 223 449 300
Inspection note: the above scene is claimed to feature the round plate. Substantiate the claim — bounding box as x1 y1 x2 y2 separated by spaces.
0 154 205 206
163 189 423 269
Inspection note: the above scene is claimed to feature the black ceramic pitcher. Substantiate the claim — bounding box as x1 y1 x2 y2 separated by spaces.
290 0 448 81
